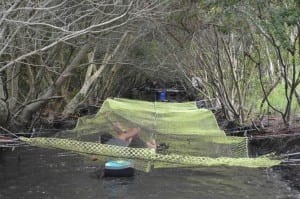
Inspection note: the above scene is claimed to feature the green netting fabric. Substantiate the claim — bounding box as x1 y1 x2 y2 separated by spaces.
20 98 281 170
19 137 280 169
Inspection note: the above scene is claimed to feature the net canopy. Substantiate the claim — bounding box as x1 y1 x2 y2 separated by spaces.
20 98 281 171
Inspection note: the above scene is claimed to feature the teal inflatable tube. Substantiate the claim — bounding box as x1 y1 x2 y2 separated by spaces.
104 160 134 177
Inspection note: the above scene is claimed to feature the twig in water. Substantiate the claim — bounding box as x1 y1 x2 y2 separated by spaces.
0 126 18 138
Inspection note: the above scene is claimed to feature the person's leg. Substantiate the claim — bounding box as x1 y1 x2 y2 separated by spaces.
117 127 141 142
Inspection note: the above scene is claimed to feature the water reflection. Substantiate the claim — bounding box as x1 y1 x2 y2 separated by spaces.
0 147 299 199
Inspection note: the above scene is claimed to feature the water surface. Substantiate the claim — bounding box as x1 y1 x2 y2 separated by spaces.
0 147 299 199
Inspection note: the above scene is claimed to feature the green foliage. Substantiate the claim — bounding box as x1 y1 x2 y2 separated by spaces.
259 1 300 50
259 83 299 114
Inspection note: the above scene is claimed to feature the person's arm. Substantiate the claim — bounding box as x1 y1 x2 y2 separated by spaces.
104 112 124 134
112 122 124 135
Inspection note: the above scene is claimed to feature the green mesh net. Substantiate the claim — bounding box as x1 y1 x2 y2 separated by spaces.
20 98 281 171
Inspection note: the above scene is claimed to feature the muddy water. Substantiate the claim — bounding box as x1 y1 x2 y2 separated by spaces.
0 147 299 199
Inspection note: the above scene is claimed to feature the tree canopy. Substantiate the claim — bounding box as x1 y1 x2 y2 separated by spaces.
0 0 299 130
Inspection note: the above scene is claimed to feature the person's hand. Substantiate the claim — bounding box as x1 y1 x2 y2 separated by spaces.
113 122 122 129
112 122 125 135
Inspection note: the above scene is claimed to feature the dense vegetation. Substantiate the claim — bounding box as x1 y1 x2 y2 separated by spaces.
0 0 299 131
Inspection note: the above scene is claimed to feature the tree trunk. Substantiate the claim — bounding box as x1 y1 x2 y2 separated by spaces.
12 43 91 128
62 32 129 117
